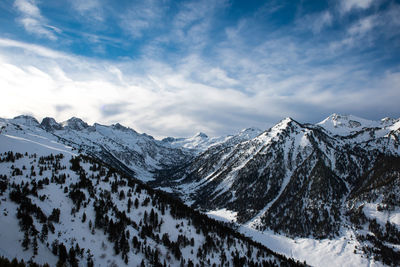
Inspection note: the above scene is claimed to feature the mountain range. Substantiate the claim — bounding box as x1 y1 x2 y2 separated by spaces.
1 113 399 266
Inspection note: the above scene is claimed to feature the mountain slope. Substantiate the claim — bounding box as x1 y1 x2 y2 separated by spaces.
1 115 192 181
0 130 302 266
2 113 400 266
153 114 400 265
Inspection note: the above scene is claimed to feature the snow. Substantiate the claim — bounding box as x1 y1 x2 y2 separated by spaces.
163 127 262 153
240 227 384 267
318 114 385 136
363 203 400 228
163 132 230 152
207 209 238 223
1 134 76 156
2 113 400 266
0 200 58 265
203 207 383 267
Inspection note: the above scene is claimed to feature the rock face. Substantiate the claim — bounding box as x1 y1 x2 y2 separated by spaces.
41 117 63 131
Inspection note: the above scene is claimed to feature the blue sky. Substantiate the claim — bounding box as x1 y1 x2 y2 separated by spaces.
0 0 399 138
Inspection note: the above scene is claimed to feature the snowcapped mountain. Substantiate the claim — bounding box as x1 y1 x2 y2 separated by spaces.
0 115 263 181
0 131 302 266
1 113 400 266
1 115 194 182
153 115 400 266
316 113 400 137
161 127 262 153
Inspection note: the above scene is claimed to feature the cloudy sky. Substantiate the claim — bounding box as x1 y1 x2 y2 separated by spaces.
0 0 399 138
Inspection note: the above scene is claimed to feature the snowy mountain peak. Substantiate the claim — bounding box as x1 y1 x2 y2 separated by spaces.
194 132 208 139
239 127 262 134
40 117 63 131
237 127 262 139
273 117 299 130
111 122 134 133
62 117 90 131
317 114 380 135
11 115 40 127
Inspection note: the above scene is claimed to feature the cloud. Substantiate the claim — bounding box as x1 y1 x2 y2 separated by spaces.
1 0 400 140
340 0 374 14
348 15 376 36
297 11 333 34
13 0 60 40
70 0 103 22
330 2 400 51
55 104 72 114
118 0 164 39
0 38 69 59
100 103 130 118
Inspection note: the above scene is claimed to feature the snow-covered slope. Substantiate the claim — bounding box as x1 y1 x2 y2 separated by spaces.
153 114 400 266
0 116 76 156
0 133 301 266
1 115 193 182
317 113 396 136
2 113 400 266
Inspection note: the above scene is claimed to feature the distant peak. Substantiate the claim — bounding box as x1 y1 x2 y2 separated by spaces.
282 117 294 123
161 137 177 143
12 115 40 126
62 117 89 130
112 123 126 130
238 127 262 139
317 113 381 135
194 132 208 139
321 113 369 123
41 117 63 131
274 117 298 128
240 127 262 133
327 113 351 121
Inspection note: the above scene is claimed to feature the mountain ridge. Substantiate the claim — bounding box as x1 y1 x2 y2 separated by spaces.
1 113 400 266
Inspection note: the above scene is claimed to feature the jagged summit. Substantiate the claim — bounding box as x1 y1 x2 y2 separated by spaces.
317 113 382 135
257 117 300 140
194 132 208 138
11 115 40 127
62 117 90 131
273 117 301 129
240 127 262 133
111 122 136 133
40 117 63 131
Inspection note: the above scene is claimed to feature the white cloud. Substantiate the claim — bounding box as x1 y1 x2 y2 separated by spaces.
13 0 60 40
348 15 376 36
169 0 228 49
119 0 164 39
0 36 399 138
340 0 374 13
0 38 69 59
70 0 103 21
312 11 333 33
296 11 333 34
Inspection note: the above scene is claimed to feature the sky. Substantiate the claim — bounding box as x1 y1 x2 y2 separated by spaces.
0 0 399 138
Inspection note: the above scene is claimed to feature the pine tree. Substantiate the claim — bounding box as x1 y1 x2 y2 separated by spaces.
33 235 38 255
40 224 48 242
22 231 30 250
